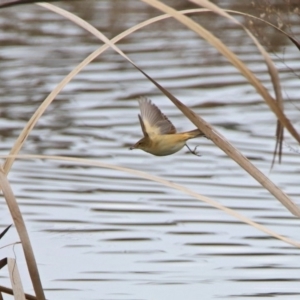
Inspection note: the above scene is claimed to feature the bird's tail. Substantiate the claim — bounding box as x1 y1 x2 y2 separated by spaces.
185 129 206 140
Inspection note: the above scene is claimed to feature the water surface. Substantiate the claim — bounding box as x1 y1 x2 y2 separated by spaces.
0 1 300 299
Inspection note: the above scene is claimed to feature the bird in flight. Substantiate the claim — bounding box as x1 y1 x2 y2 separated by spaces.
130 97 205 156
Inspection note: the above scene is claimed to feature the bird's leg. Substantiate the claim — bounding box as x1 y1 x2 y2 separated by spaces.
185 144 201 156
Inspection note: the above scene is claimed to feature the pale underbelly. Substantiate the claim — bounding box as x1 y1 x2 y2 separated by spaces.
145 140 186 156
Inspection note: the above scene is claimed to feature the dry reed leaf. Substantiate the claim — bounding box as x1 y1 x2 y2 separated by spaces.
0 168 45 300
4 3 194 174
1 154 300 248
0 8 285 169
0 224 12 240
0 285 37 300
191 0 282 100
36 2 300 216
7 258 26 300
190 0 285 167
3 9 220 178
289 37 300 50
0 241 22 251
0 3 299 299
138 2 300 214
0 0 62 9
1 2 296 221
141 0 300 142
0 258 7 271
144 0 300 177
3 3 299 244
219 10 300 166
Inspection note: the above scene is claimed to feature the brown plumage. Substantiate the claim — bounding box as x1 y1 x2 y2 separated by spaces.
130 97 205 156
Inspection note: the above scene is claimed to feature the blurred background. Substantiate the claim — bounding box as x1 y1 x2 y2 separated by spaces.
0 1 300 299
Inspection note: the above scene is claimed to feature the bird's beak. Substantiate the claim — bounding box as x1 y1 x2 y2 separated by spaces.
129 145 135 150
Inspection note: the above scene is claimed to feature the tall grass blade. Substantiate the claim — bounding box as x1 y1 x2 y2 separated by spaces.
0 258 7 270
0 225 12 240
289 36 300 50
36 2 300 216
141 0 300 144
2 153 300 248
0 285 37 300
3 4 299 217
0 169 45 300
7 258 26 300
0 0 68 9
190 0 285 167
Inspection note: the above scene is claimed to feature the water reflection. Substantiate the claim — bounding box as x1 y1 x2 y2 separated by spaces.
0 0 300 299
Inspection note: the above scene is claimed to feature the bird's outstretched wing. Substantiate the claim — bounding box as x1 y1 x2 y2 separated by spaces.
138 97 176 137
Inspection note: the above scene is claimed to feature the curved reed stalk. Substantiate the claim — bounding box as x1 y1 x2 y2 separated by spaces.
2 3 300 215
0 2 298 299
0 168 45 300
1 154 300 248
30 2 300 216
189 0 286 167
0 284 37 300
3 6 298 175
141 0 300 142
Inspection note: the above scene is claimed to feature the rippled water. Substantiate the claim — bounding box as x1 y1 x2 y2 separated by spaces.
1 1 300 299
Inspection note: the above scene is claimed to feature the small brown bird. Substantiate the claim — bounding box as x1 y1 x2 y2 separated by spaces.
130 97 205 156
